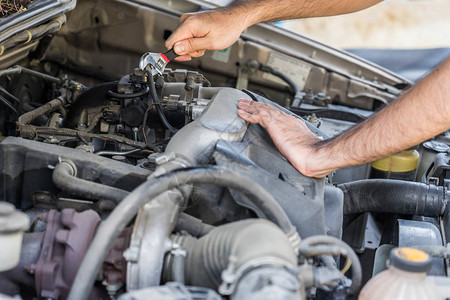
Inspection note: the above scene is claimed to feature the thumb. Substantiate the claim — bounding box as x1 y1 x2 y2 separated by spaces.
165 23 195 50
172 37 212 55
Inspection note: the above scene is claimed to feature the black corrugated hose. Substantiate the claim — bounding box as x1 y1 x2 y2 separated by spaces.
338 179 446 217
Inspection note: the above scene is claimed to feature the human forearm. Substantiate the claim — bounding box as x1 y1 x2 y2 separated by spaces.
229 0 383 27
238 57 450 178
166 0 383 59
309 57 450 176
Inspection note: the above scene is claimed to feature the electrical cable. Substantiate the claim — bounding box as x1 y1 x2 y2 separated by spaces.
257 62 303 105
0 85 20 103
0 94 17 115
95 148 142 157
142 103 156 145
148 75 178 133
340 257 352 274
107 86 149 99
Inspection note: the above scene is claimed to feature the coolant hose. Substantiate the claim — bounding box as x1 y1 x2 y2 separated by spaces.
298 235 362 295
413 245 450 259
52 160 128 203
338 179 446 216
68 166 299 300
53 161 213 234
17 96 65 126
172 219 298 291
175 213 215 237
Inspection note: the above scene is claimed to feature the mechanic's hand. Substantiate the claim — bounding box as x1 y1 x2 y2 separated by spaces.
238 99 328 178
165 9 248 61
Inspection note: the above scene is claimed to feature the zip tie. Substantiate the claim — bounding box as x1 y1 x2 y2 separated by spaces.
24 30 32 44
55 18 63 31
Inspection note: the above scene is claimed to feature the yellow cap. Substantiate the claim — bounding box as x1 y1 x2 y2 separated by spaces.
395 248 429 263
390 247 432 273
371 150 419 173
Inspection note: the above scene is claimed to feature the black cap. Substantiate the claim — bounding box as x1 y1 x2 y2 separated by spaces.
389 247 432 273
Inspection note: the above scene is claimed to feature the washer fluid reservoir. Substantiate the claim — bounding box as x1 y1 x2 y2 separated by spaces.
370 150 419 181
359 247 442 300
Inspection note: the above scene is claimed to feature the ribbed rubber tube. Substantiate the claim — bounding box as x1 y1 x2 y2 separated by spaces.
177 219 298 290
338 179 446 216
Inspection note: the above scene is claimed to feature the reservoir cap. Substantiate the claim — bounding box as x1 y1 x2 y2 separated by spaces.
390 247 432 273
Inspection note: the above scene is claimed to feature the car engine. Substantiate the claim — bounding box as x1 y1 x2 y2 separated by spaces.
0 0 449 299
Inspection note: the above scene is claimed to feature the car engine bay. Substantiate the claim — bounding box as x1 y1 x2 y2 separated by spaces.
0 0 450 299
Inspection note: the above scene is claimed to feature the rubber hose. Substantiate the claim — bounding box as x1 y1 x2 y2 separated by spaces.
258 63 299 95
0 65 22 78
271 69 299 95
52 161 128 203
298 235 362 295
148 75 178 133
178 219 298 290
18 67 62 84
174 213 215 237
338 179 446 216
2 15 66 52
17 96 65 125
107 86 149 99
414 245 450 259
53 163 214 233
0 66 66 85
68 166 298 300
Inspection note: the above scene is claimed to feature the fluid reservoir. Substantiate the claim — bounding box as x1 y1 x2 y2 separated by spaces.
370 150 419 181
0 202 29 271
359 247 442 300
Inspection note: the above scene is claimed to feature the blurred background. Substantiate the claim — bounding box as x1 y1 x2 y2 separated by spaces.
210 0 450 82
278 0 450 82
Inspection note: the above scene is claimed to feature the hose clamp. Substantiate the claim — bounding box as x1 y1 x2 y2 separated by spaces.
58 157 78 177
218 256 295 296
287 230 302 254
48 157 77 177
170 242 187 257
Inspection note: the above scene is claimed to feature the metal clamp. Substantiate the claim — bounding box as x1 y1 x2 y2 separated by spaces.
218 256 294 295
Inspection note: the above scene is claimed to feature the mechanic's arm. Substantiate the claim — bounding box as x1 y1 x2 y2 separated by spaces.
238 57 450 178
165 0 382 60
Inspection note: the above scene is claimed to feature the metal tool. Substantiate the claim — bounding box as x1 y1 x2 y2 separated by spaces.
139 49 178 76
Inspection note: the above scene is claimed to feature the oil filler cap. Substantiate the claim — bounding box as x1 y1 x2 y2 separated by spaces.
390 247 432 273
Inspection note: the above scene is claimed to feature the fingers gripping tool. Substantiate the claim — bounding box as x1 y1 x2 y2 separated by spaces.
139 49 178 76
